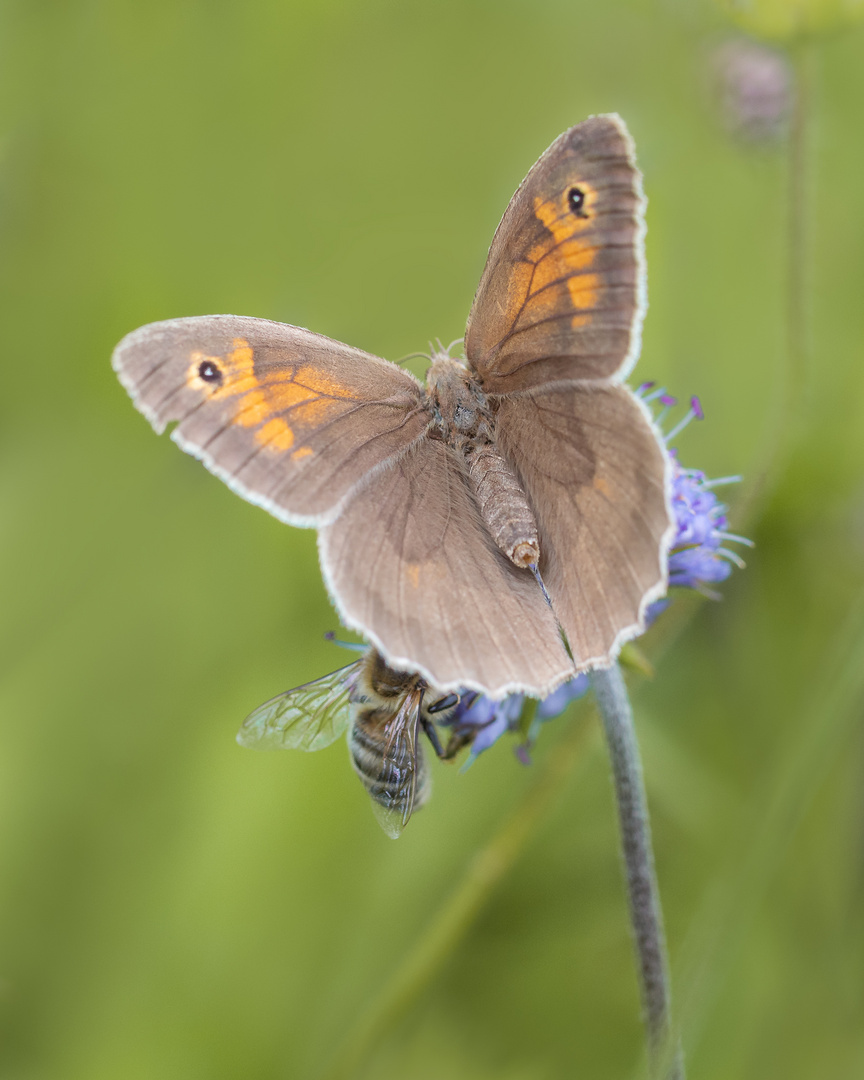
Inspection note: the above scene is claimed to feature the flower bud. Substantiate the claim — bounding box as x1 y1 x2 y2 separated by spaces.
712 37 794 144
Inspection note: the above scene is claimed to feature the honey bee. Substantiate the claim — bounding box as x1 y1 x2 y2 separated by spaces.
237 649 465 837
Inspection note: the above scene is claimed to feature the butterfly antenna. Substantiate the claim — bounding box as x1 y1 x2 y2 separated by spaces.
445 336 465 356
529 563 577 668
394 351 431 367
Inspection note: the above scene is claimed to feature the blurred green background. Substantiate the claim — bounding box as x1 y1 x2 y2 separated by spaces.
2 1 864 1077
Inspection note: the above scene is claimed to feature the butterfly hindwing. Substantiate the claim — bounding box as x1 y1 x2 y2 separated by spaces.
319 437 571 696
494 384 674 666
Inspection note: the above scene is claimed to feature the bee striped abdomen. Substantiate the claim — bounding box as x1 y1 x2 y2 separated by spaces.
348 708 431 813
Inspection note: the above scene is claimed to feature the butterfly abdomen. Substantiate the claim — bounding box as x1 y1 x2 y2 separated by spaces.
429 356 541 570
466 443 539 568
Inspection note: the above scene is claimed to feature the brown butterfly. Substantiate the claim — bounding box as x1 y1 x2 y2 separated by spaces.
113 114 674 698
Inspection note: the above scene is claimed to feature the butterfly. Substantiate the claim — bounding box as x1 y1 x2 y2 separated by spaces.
113 114 674 699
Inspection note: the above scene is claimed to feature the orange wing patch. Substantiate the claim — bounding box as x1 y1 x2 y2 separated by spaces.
288 366 350 425
255 417 294 451
186 339 356 454
498 183 603 333
529 187 600 326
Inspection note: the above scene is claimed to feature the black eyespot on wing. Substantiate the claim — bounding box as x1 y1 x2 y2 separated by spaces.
568 186 587 218
198 359 222 383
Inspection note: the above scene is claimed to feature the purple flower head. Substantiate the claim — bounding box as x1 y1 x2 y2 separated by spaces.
670 545 733 587
536 674 589 720
635 384 752 597
666 460 751 593
445 674 589 767
446 692 524 767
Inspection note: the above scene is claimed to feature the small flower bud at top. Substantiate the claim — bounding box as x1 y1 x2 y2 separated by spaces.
712 38 794 144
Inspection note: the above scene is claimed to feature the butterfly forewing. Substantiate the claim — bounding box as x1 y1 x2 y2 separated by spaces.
112 315 429 525
465 114 646 394
237 661 361 751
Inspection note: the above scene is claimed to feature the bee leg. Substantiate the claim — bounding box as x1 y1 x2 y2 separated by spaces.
441 727 477 761
420 716 447 759
427 693 459 714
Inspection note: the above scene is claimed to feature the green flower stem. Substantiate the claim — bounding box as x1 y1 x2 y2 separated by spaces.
590 664 683 1080
317 706 593 1080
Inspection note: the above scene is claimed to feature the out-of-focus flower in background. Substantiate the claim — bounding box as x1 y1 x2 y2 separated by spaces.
711 37 794 143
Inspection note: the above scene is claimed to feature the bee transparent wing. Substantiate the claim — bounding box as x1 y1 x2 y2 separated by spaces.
237 661 362 752
369 690 427 839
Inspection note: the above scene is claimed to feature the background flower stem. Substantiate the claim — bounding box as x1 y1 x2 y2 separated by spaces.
590 663 684 1080
785 39 814 429
739 37 816 523
316 705 594 1080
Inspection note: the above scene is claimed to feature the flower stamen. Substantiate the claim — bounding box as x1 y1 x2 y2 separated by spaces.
663 395 704 444
699 475 742 489
716 531 754 547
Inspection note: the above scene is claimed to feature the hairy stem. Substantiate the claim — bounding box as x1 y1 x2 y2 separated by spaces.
590 663 683 1079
